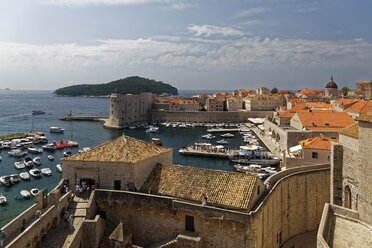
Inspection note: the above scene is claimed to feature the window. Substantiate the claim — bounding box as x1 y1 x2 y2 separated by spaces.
185 215 195 232
328 155 330 161
312 152 318 159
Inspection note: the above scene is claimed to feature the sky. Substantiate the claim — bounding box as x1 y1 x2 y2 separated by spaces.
0 0 372 91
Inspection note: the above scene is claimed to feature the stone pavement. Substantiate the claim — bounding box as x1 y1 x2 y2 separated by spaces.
39 195 89 247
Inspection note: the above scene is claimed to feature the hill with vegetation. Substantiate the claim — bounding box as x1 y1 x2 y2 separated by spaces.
54 76 178 96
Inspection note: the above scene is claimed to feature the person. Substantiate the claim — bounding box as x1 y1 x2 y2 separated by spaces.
75 184 80 196
125 184 129 191
35 210 41 219
64 211 69 228
20 219 26 233
201 193 207 206
86 186 91 198
0 229 5 248
161 188 165 196
68 214 74 231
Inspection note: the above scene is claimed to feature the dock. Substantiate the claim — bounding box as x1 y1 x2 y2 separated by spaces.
179 147 236 158
59 116 108 122
207 128 249 133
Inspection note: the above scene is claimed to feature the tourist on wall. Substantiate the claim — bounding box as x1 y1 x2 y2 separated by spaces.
64 211 69 228
68 214 74 232
0 229 5 248
20 219 26 233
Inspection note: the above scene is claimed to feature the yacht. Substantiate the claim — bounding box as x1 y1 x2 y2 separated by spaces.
15 161 26 169
28 147 43 154
202 134 215 139
8 149 27 157
221 133 234 138
41 168 52 176
216 139 228 144
20 172 30 181
49 127 64 133
56 164 62 173
145 126 159 133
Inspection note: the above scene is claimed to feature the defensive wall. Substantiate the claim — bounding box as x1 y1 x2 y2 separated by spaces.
82 163 330 248
150 110 273 123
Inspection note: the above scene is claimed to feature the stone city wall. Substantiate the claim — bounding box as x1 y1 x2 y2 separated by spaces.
250 165 330 248
150 110 273 123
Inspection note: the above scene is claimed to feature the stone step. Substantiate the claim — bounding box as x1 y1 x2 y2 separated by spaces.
69 202 88 209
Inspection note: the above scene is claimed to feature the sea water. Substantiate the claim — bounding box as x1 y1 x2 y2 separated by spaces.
0 90 246 227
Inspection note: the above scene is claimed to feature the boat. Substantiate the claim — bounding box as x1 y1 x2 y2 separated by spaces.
229 146 280 166
216 139 228 144
20 190 31 198
67 140 79 147
49 127 64 133
30 188 40 196
63 151 72 157
8 149 27 157
24 157 34 168
10 174 21 183
32 110 45 115
221 133 234 138
202 134 215 139
15 160 26 169
29 169 41 178
41 168 52 176
128 126 137 129
0 176 12 187
33 157 42 165
42 143 57 151
0 156 2 161
56 164 62 172
28 147 43 154
20 172 30 180
145 126 159 133
152 138 163 146
48 155 54 160
0 193 7 205
165 123 170 128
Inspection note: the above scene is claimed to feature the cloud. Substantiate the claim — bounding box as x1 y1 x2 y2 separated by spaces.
235 7 270 17
43 0 192 8
188 25 244 37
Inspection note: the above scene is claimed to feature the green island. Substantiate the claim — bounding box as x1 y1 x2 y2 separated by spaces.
54 76 178 96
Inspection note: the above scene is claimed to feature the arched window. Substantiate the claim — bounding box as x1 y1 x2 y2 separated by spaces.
345 185 352 209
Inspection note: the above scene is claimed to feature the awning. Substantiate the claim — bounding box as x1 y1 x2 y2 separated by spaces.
248 118 265 124
289 145 302 153
215 145 224 149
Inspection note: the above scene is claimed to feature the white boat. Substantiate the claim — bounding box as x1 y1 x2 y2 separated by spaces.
30 188 40 196
10 174 20 183
48 155 54 160
63 151 72 157
229 146 280 166
221 133 234 138
15 161 26 169
24 157 34 168
20 172 30 181
165 123 170 128
0 176 12 187
8 149 27 157
202 134 215 139
42 143 56 151
216 139 228 144
28 147 43 154
20 190 31 198
41 168 52 176
128 126 137 129
179 124 187 128
49 127 64 133
0 156 2 161
67 140 79 147
0 193 7 205
145 126 159 133
33 157 42 165
56 164 62 172
29 169 41 178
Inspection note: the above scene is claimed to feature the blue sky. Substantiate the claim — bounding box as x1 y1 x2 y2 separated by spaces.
0 0 371 91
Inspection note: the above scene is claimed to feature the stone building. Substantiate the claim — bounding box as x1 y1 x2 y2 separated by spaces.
205 97 224 111
62 135 173 190
324 76 339 98
317 115 372 247
256 86 269 95
355 81 372 99
104 92 153 129
244 95 285 111
226 98 237 111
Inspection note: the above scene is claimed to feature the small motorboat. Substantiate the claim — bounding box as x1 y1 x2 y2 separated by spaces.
145 126 159 133
41 168 52 176
0 176 12 187
29 169 41 178
0 193 7 205
28 147 43 154
221 133 234 138
129 126 137 129
15 161 26 169
33 157 42 165
30 188 40 197
10 174 21 183
48 155 54 161
49 127 64 133
63 151 72 157
42 143 57 151
24 157 34 169
56 164 62 173
8 149 27 157
20 172 30 181
20 190 31 198
216 139 228 144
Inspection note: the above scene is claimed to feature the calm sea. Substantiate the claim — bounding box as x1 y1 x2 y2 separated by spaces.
0 90 245 227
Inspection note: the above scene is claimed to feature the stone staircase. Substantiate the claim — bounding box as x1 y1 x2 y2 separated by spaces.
151 235 178 248
151 232 202 248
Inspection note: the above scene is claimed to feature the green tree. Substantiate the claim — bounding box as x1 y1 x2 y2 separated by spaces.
270 87 278 94
199 106 206 111
341 86 350 96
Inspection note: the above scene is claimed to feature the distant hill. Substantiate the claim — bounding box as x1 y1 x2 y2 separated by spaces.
54 76 178 96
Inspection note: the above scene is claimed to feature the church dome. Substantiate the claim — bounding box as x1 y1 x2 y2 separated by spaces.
325 76 338 89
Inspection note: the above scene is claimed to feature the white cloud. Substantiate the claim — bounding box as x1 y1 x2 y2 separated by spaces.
235 7 270 17
188 25 244 37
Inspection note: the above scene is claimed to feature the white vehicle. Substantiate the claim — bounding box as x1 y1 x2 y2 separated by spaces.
33 157 42 165
41 168 52 176
15 161 26 169
0 193 7 205
30 188 40 196
56 164 62 173
20 190 31 198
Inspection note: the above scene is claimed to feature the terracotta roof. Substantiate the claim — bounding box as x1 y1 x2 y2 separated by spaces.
295 112 355 131
289 98 304 103
305 102 333 109
278 111 296 118
62 135 172 163
339 122 359 138
345 101 372 114
297 89 323 95
334 99 359 106
300 136 338 150
141 164 260 210
356 114 372 123
291 105 308 111
356 81 371 84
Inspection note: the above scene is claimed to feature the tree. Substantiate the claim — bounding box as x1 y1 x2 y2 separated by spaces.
271 87 278 94
341 86 350 96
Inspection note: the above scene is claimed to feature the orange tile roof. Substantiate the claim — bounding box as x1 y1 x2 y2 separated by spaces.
345 101 372 114
278 111 296 118
334 99 359 106
141 164 260 211
300 136 339 150
295 112 355 131
297 89 324 95
357 114 372 123
354 90 365 94
356 81 371 84
289 98 304 103
305 102 333 109
339 122 359 138
291 105 309 111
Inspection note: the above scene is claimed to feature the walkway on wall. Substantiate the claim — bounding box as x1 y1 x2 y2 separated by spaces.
251 126 280 156
39 195 89 247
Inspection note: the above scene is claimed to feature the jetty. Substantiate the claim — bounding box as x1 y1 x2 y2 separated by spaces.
179 147 236 158
59 116 108 122
207 128 247 133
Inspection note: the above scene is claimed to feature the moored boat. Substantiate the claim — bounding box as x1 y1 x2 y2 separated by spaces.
20 172 30 180
10 174 20 183
0 193 7 205
56 164 62 172
20 190 31 198
42 143 57 151
145 126 159 133
28 147 43 154
221 133 234 138
49 127 64 133
229 146 280 166
32 110 45 115
216 139 228 144
15 161 26 169
33 157 42 165
30 188 40 196
63 151 72 157
0 176 12 187
24 157 34 168
48 155 54 160
41 168 52 176
8 149 27 157
29 169 41 178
